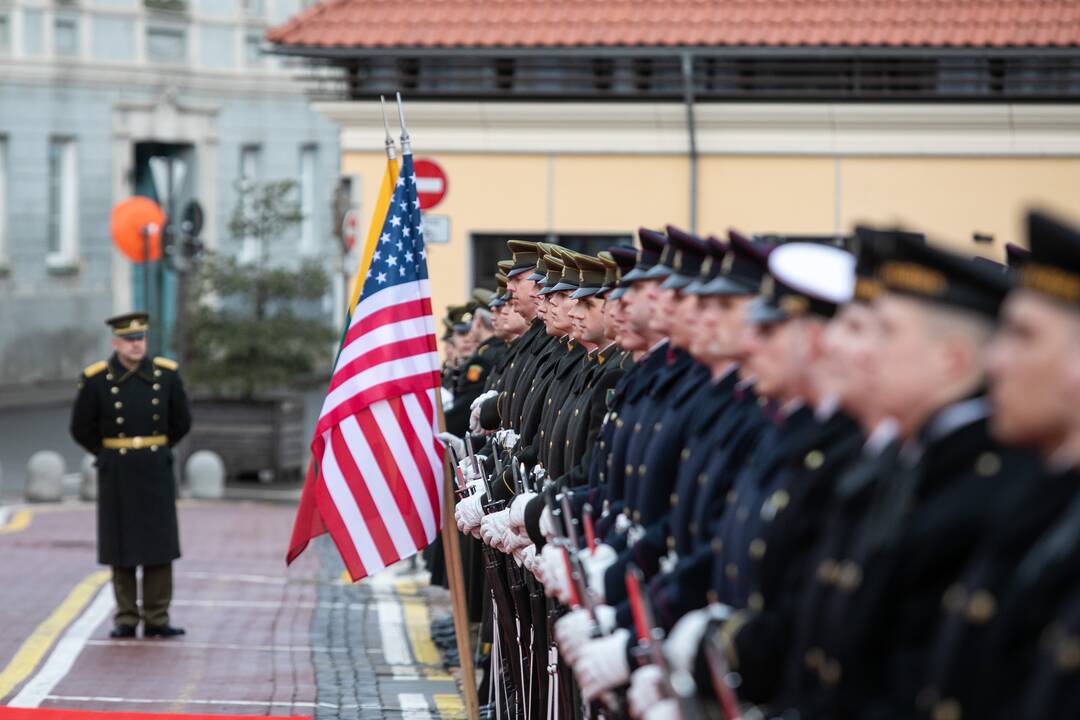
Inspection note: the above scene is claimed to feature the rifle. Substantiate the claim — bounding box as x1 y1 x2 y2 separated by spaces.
701 624 744 720
465 433 492 501
446 445 469 497
582 503 598 555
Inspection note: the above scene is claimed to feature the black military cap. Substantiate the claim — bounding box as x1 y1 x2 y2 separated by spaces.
621 228 667 283
570 255 609 299
606 245 639 300
491 273 509 307
1015 211 1080 308
851 227 926 303
107 312 150 339
660 226 710 291
507 239 540 278
593 253 619 299
1005 242 1031 270
642 226 685 281
698 230 772 296
877 234 1011 318
749 243 855 324
684 237 727 295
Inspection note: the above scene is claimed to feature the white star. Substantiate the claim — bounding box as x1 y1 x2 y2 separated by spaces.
372 251 381 261
410 173 417 184
396 240 403 251
404 251 414 262
396 175 405 187
420 248 427 259
402 227 411 238
418 224 424 236
380 232 391 244
387 255 398 267
376 272 387 284
390 215 402 227
399 266 406 276
398 201 407 211
412 198 421 209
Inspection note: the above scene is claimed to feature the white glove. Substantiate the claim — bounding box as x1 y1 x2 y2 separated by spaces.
628 664 666 720
480 510 512 551
468 390 498 434
532 464 548 486
455 492 485 536
540 543 571 603
513 542 537 570
508 492 537 530
583 543 618 601
539 506 558 541
436 432 466 461
526 545 546 582
664 603 731 673
505 528 533 554
495 428 520 451
441 388 455 412
470 389 498 411
642 698 680 720
615 513 632 534
574 629 632 702
555 605 618 666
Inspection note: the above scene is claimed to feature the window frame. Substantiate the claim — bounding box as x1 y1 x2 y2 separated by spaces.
46 137 79 272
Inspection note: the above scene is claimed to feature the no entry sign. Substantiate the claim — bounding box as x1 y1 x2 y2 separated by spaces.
414 158 448 211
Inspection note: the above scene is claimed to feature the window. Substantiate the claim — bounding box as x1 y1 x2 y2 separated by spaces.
0 14 11 55
47 138 79 266
243 0 265 16
245 33 262 68
54 17 79 57
239 145 260 261
299 145 317 254
0 138 8 270
146 26 185 64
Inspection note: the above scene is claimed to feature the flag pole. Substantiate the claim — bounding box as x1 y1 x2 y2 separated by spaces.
398 90 480 720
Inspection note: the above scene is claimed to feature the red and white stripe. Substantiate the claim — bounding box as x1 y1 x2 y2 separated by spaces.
312 279 445 580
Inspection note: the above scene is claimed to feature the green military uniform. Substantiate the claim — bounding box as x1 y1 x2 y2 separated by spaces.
69 312 191 637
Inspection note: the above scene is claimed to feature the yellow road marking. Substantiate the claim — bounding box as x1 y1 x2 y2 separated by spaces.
0 510 32 535
0 569 111 700
396 579 454 680
434 692 466 719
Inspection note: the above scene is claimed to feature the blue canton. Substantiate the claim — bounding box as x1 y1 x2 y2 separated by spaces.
362 154 429 297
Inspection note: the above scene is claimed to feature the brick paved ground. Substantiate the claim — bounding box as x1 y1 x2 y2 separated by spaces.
0 501 464 719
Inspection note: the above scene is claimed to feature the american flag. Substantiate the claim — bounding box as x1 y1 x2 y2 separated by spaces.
288 152 445 581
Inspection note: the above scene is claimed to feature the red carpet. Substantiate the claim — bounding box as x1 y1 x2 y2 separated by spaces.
0 710 310 720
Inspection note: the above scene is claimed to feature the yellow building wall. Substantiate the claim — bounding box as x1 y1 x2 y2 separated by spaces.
342 150 1080 325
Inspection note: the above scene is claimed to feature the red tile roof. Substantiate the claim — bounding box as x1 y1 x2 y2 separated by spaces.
268 0 1080 50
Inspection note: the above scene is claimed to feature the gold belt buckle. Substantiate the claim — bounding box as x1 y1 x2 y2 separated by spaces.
132 436 144 449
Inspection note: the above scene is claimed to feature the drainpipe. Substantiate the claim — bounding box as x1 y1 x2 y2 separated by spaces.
681 51 699 233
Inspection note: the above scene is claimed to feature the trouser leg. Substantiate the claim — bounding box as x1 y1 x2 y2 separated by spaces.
112 565 139 628
141 562 173 627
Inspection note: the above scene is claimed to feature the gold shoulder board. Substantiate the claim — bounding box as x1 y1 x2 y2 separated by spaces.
83 360 108 378
153 356 179 371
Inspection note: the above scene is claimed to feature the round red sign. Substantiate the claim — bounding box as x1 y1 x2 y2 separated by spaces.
413 158 448 211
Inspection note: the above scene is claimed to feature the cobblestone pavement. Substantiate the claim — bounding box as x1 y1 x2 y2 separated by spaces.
0 500 464 719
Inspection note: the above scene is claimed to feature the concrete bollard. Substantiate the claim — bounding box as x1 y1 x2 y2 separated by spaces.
186 450 226 500
79 455 98 502
26 451 65 503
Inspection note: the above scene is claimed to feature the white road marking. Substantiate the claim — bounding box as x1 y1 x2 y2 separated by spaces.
45 694 420 712
377 598 413 665
0 506 11 528
399 692 434 720
84 639 351 654
175 571 288 585
8 583 114 708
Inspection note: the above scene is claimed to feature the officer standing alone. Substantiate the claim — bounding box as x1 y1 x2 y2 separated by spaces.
70 312 191 639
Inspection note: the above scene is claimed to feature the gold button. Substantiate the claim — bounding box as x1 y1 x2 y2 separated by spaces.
805 450 825 470
106 373 114 381
698 473 708 486
932 698 962 720
1056 636 1080 671
725 562 738 579
965 590 996 624
706 590 719 604
565 439 570 447
114 401 123 409
600 441 605 450
634 422 642 433
633 511 640 522
975 452 1001 477
821 659 842 686
150 445 158 453
805 647 825 670
817 559 839 585
541 430 545 437
749 538 767 560
111 387 119 395
653 422 662 432
689 522 698 535
711 538 723 553
625 464 633 475
749 592 764 611
152 398 160 405
616 419 624 428
771 489 790 512
154 369 162 377
153 414 160 421
118 432 126 438
116 417 124 425
119 447 128 455
681 448 691 461
726 489 738 505
669 493 678 506
153 383 161 391
838 562 863 592
942 583 967 614
736 507 749 522
548 398 552 405
638 464 647 476
132 436 144 449
666 536 675 550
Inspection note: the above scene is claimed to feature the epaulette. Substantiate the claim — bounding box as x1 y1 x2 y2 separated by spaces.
83 360 108 378
153 356 179 371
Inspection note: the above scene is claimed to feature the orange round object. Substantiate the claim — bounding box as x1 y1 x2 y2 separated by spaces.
110 196 166 262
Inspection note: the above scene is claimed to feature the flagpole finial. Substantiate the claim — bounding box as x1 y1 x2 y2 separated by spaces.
396 91 412 156
380 95 397 161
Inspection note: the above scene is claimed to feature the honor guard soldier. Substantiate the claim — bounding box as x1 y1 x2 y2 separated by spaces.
70 312 191 639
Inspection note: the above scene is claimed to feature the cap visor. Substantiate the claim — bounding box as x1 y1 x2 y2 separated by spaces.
660 273 693 291
526 271 546 281
570 286 602 300
700 275 756 296
507 265 535 278
621 267 653 282
642 264 674 280
548 282 579 293
747 297 789 325
608 286 629 300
